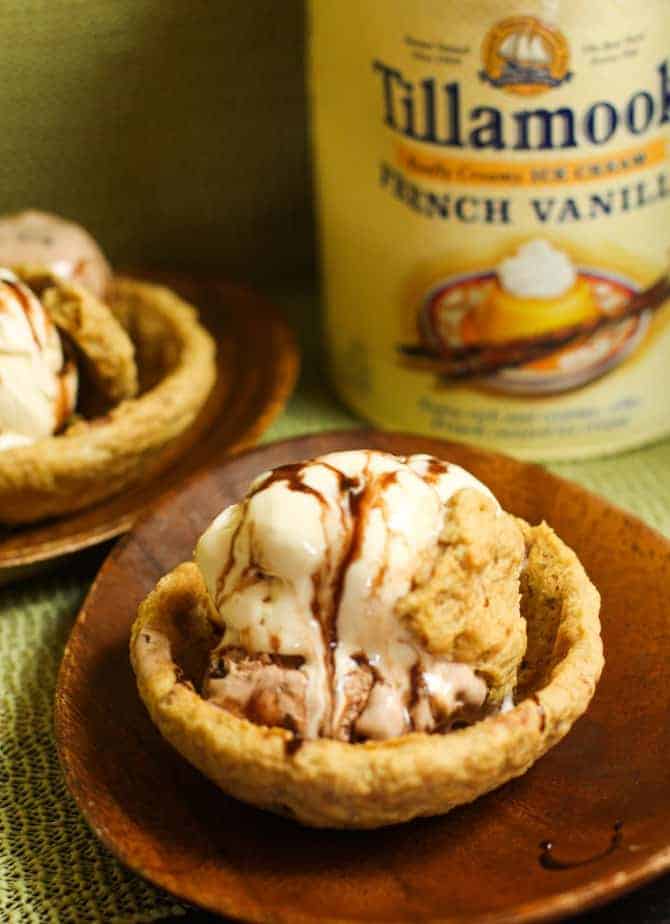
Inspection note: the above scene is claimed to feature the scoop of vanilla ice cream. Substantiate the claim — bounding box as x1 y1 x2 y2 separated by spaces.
0 210 111 297
196 450 524 741
0 269 77 449
498 239 576 299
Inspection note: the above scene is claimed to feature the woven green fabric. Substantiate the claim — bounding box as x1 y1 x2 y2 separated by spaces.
0 289 669 923
0 576 184 923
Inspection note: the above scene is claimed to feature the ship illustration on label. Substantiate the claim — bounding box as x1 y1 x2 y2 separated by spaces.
480 16 571 95
400 240 670 396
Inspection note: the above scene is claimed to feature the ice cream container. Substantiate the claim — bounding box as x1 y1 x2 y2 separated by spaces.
309 0 670 459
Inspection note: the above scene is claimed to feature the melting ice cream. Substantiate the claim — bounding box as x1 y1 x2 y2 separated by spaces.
196 450 526 742
0 269 77 451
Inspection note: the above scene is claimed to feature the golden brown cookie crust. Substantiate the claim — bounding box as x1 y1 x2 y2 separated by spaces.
0 277 216 524
397 489 526 705
130 521 603 829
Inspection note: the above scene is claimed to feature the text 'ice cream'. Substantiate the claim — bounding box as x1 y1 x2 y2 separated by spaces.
0 269 77 451
195 450 526 743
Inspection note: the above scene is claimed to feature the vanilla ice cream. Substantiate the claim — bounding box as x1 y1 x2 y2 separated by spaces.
196 450 525 742
0 210 111 297
498 239 577 300
0 269 78 450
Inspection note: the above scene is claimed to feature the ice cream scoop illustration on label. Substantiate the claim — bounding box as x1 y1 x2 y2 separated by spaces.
402 239 670 395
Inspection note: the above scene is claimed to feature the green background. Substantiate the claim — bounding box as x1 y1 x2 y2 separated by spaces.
0 1 311 279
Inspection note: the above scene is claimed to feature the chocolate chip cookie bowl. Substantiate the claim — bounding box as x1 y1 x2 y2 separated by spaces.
131 450 603 829
0 213 217 525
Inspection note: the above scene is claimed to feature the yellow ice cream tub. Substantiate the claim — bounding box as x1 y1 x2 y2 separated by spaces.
310 0 670 460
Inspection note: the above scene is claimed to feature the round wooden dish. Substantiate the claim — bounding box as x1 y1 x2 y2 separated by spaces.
55 431 670 924
0 273 298 583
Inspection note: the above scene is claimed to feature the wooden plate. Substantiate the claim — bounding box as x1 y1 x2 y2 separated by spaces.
0 273 298 582
55 430 670 924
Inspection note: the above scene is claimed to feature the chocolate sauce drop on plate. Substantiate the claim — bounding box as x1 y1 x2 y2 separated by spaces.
539 822 623 871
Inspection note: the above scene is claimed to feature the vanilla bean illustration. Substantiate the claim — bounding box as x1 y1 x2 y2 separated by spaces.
400 272 670 380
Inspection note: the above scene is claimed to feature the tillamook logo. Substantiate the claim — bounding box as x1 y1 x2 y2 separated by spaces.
479 16 571 95
372 59 670 151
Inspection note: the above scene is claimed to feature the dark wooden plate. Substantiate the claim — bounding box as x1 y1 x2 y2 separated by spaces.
0 273 298 582
55 430 670 924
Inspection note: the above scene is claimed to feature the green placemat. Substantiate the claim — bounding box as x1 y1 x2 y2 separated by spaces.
1 289 669 923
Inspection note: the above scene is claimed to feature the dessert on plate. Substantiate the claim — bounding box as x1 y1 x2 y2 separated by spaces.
0 210 217 524
131 449 603 829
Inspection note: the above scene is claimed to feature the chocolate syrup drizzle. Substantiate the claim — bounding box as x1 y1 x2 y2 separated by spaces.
54 358 75 430
216 457 382 737
408 661 424 712
216 513 246 603
531 694 546 732
250 463 331 507
319 460 369 732
216 453 459 743
539 822 623 870
421 455 451 484
2 276 44 350
284 734 304 757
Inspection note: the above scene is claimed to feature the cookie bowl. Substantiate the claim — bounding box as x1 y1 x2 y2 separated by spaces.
130 518 603 830
0 274 216 524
